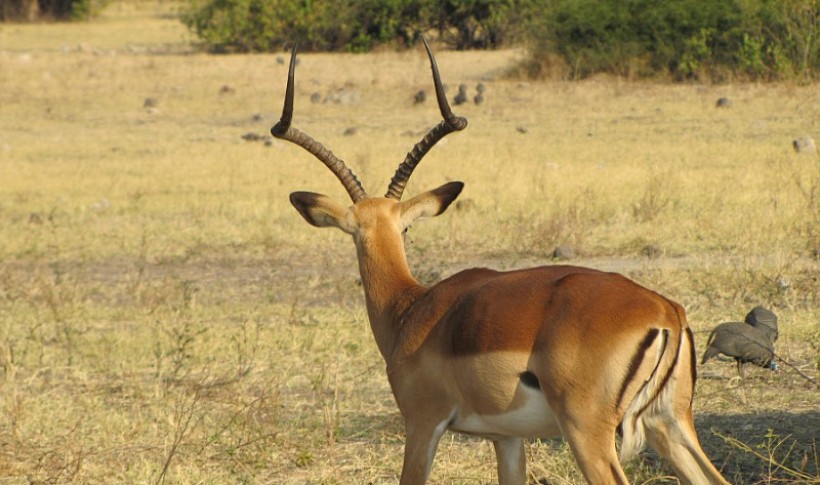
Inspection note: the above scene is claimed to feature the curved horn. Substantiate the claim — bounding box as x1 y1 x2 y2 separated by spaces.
385 38 468 200
271 44 367 203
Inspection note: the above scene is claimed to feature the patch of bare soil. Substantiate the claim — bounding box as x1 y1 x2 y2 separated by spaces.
4 250 816 309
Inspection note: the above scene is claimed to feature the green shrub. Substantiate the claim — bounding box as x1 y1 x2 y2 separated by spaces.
179 0 817 80
181 0 536 52
182 0 426 53
183 0 304 53
525 0 818 81
347 0 425 51
733 0 819 80
424 0 536 49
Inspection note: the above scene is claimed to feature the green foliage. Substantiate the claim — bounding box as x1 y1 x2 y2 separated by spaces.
182 0 292 53
181 0 536 52
425 0 534 49
180 0 817 79
355 0 425 50
527 0 819 80
69 0 108 20
182 0 425 53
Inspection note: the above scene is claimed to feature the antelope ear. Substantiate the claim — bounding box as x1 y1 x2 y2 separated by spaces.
399 181 464 228
289 192 357 234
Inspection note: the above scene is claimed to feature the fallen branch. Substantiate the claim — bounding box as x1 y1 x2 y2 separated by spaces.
774 351 818 386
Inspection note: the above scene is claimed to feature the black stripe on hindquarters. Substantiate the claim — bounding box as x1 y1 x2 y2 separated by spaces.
685 327 697 406
637 328 677 417
615 328 661 411
519 371 541 390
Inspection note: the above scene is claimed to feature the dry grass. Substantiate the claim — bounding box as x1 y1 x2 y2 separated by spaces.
1 2 818 484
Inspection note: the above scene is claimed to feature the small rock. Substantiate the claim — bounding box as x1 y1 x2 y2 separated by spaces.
641 244 662 259
219 84 235 94
516 126 528 134
89 198 110 211
143 97 159 108
792 136 817 154
552 246 575 260
715 97 733 108
413 90 426 104
342 127 357 136
324 88 360 105
455 199 475 212
310 92 322 104
241 132 265 142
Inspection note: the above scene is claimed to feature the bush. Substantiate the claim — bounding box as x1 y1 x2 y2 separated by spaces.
181 0 535 52
424 0 536 50
180 0 817 80
733 0 819 80
525 0 819 81
182 0 425 53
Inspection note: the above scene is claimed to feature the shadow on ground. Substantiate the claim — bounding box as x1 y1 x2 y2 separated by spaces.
691 410 818 483
340 409 819 484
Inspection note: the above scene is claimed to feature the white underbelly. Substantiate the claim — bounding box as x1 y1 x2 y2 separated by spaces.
449 386 562 439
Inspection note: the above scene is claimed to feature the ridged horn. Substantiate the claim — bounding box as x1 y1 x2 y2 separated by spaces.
271 44 367 203
385 38 468 200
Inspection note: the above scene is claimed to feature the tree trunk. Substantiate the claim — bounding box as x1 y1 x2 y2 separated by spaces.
23 0 40 20
1 0 76 21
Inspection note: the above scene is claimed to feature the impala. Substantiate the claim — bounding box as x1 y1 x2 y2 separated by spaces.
271 40 730 485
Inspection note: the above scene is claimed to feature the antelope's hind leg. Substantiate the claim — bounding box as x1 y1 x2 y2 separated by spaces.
643 409 731 485
562 421 629 485
639 326 731 485
493 437 526 485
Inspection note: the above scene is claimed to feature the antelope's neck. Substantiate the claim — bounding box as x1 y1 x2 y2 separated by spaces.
355 234 425 360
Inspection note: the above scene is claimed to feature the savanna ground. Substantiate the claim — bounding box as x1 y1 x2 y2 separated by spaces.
0 2 818 484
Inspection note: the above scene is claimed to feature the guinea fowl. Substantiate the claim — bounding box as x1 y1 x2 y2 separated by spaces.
701 321 778 378
453 84 468 105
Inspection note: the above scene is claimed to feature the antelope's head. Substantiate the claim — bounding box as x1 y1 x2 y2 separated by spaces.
272 40 467 245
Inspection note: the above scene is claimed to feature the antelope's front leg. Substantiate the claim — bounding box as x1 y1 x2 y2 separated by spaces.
493 437 526 485
399 415 451 485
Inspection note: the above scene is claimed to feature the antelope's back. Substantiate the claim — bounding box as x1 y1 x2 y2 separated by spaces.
398 265 682 359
